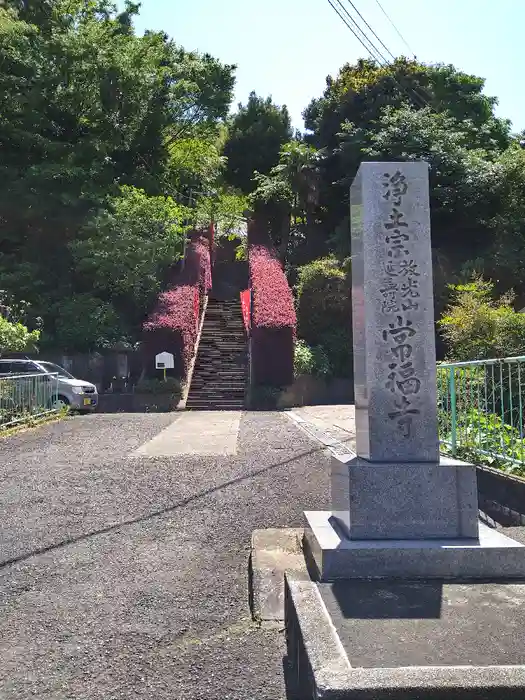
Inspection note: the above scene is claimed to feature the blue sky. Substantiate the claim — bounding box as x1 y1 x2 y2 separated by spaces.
128 0 524 133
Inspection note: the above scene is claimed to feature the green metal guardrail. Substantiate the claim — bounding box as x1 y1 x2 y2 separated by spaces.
437 356 525 470
0 373 60 429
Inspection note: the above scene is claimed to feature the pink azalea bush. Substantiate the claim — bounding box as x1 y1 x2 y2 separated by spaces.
248 226 296 386
143 232 211 378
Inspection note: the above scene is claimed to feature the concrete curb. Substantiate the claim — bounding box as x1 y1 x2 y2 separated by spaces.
285 411 354 459
249 528 308 622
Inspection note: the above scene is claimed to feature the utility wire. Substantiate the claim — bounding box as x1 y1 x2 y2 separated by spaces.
374 0 417 59
326 0 429 110
328 0 389 65
344 0 396 62
345 0 431 111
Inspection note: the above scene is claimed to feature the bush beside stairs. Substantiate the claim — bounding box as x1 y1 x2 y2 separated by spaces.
186 298 248 410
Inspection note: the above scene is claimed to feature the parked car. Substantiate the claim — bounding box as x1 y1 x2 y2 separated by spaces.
0 359 98 412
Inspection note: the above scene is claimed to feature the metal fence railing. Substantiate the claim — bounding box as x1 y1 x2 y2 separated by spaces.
0 373 60 429
437 356 525 470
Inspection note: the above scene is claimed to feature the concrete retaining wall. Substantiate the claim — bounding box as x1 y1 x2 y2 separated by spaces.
278 375 354 408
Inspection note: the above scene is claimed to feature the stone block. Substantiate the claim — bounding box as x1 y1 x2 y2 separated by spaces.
331 453 479 540
350 161 439 463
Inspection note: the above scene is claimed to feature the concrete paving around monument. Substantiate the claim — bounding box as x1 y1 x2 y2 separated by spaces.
250 528 308 622
319 578 525 669
285 572 525 700
0 411 330 700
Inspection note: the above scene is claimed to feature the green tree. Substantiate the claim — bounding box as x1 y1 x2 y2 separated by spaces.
250 141 321 261
0 317 39 356
223 91 292 193
0 1 235 350
339 105 499 257
71 186 189 327
272 141 320 219
194 190 247 236
168 137 226 196
304 58 511 255
305 58 510 153
491 145 525 294
50 296 125 352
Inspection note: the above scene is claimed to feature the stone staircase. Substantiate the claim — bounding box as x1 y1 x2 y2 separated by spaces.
186 298 248 411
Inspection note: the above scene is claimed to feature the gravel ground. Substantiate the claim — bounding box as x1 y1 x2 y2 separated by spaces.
0 411 330 700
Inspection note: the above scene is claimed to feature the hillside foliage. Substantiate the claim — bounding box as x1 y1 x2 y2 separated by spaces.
2 4 525 366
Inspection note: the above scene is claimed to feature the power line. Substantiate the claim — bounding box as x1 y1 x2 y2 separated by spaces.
327 0 389 66
374 0 417 59
344 0 396 62
341 0 431 112
325 0 430 111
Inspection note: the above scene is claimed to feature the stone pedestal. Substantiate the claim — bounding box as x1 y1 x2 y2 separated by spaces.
331 454 478 540
303 510 525 580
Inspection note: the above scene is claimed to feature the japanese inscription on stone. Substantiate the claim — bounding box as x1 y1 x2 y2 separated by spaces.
380 170 421 438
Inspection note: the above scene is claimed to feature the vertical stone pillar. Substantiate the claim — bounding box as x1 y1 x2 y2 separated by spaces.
351 162 438 463
330 162 478 540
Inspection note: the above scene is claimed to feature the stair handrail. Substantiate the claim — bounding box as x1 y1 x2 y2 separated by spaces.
240 289 251 336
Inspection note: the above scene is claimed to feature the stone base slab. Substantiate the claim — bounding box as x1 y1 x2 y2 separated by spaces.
304 510 525 580
285 573 525 699
331 454 479 540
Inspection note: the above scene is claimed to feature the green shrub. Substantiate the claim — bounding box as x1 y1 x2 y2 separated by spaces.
235 236 248 261
319 328 353 378
439 406 525 477
294 340 331 377
135 377 181 395
295 257 352 377
0 315 39 356
296 256 351 345
439 276 525 361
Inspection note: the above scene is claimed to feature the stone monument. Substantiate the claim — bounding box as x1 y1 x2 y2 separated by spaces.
304 161 525 579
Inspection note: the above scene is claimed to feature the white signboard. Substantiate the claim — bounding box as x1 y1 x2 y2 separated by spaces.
155 351 174 370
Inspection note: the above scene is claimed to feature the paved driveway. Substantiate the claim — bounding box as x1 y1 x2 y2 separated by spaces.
0 411 330 699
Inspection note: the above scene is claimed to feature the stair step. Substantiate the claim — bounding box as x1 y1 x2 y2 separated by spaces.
188 392 245 396
190 382 246 387
193 374 247 379
191 373 246 378
193 372 246 376
193 368 247 372
192 380 246 385
189 398 246 402
193 365 246 370
187 394 245 399
186 405 245 410
187 297 248 410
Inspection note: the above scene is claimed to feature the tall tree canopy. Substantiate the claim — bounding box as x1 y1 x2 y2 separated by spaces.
302 58 512 261
0 0 236 350
223 91 293 193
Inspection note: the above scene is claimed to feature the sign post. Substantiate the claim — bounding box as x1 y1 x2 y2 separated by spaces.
155 351 174 382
